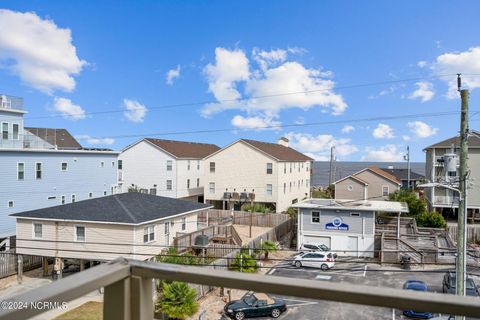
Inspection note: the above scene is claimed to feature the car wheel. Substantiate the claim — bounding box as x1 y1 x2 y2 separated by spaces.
271 308 281 318
295 261 302 268
235 311 245 320
321 263 329 271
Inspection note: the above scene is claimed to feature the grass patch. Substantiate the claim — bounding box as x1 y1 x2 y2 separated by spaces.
54 301 103 320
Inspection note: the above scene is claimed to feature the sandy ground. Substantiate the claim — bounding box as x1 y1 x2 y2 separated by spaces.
189 249 292 320
232 225 272 244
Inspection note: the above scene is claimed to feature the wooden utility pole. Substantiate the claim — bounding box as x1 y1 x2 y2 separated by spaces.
456 73 469 320
328 146 335 185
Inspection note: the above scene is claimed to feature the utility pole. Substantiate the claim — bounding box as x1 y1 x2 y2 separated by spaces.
456 74 469 320
404 146 411 190
329 146 335 185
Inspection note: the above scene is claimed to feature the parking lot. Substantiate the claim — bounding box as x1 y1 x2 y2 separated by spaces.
229 256 480 320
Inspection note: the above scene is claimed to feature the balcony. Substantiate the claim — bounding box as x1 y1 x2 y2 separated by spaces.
0 94 24 111
0 258 478 320
434 195 459 206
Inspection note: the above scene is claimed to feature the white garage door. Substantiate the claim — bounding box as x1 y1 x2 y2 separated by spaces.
304 236 331 248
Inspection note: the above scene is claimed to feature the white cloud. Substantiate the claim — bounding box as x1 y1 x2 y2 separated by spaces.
231 115 281 131
75 135 115 145
294 116 305 125
53 97 86 120
402 135 411 141
201 47 347 118
166 65 181 85
372 123 395 139
407 121 438 138
252 48 287 70
0 9 86 94
123 99 147 123
285 132 358 160
362 145 404 162
409 81 434 102
432 47 480 98
341 125 355 133
417 61 428 68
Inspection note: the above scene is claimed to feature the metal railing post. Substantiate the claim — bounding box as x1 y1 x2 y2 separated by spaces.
130 276 154 320
104 278 131 320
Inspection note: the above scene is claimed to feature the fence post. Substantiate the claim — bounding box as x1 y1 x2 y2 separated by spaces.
17 255 23 284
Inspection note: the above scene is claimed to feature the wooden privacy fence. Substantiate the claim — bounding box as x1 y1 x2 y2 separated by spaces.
0 252 43 279
198 210 291 228
448 224 480 243
173 225 232 253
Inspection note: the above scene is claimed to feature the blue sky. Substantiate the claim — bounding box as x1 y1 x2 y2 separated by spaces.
1 1 480 161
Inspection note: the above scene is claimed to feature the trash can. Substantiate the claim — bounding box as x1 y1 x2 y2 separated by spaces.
400 255 411 270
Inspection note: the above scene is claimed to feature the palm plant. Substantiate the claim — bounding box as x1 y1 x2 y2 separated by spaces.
156 281 198 320
259 240 278 260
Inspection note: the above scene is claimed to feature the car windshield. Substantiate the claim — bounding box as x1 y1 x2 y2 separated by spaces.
320 244 329 251
243 295 257 306
449 278 476 290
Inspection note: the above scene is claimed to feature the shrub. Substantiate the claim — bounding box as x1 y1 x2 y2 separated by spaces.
416 211 447 229
259 240 278 260
230 251 257 273
156 281 198 320
240 203 272 213
285 207 297 219
389 190 427 217
156 248 200 265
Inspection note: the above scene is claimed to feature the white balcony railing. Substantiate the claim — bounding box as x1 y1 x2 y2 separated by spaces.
0 258 479 320
0 94 24 111
434 195 459 206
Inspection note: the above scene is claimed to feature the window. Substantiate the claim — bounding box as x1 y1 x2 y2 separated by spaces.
47 196 56 200
33 223 42 238
89 192 93 198
209 162 215 173
103 191 107 196
166 160 172 171
298 180 300 189
12 124 19 140
143 225 155 243
266 184 273 195
8 200 14 208
17 163 24 180
61 195 65 205
289 182 292 192
100 161 105 167
448 171 457 177
306 179 309 187
299 164 301 172
290 163 292 173
35 163 42 180
347 185 353 191
71 194 76 203
164 222 169 235
187 179 190 189
197 161 200 170
266 163 273 174
283 183 286 194
181 217 186 231
196 178 200 187
350 213 360 217
75 225 86 242
61 162 68 171
166 180 172 190
112 161 115 167
118 160 123 170
149 188 156 195
209 182 215 194
284 163 286 174
382 186 389 196
187 160 191 170
2 123 8 139
311 211 320 223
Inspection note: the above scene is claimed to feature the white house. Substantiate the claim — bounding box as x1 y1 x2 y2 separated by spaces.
118 138 220 202
203 138 313 212
0 94 118 243
294 198 409 257
12 192 212 262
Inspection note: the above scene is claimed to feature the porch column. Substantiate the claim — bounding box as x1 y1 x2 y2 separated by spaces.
397 212 401 239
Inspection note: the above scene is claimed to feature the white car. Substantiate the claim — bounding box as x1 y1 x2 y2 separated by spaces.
292 252 336 270
299 243 338 259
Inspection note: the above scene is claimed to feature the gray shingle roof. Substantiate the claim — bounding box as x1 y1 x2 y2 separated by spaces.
424 132 480 149
379 168 424 181
10 193 211 224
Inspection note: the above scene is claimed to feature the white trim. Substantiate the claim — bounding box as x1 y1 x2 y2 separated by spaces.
71 194 76 203
0 148 119 154
17 162 25 180
382 185 390 197
35 162 42 180
1 122 8 140
143 225 155 243
13 207 213 227
12 123 20 140
311 211 320 224
32 221 43 239
7 200 14 208
61 195 66 205
61 162 68 172
74 224 86 242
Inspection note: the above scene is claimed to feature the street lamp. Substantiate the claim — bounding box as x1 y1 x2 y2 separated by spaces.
417 182 467 299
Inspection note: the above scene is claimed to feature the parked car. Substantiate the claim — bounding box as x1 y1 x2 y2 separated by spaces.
299 243 338 258
292 251 335 270
402 280 433 319
442 271 480 296
224 292 287 320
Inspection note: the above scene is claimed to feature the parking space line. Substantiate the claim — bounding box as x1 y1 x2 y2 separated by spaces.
392 308 395 320
363 265 368 277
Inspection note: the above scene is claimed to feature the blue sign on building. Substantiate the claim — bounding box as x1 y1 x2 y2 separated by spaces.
325 217 349 231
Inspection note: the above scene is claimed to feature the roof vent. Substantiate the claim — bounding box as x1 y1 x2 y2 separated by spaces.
277 137 289 147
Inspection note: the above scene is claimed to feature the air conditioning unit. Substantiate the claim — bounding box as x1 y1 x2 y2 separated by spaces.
248 193 255 201
232 192 240 200
223 192 232 199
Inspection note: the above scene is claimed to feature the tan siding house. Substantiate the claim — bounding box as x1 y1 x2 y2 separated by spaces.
334 167 401 201
12 193 211 261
